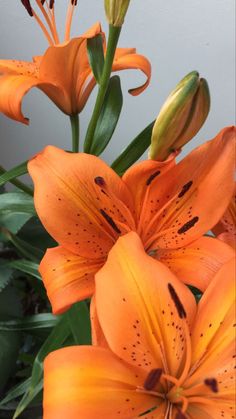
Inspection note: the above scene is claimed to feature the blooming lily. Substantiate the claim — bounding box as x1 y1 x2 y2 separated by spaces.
28 126 235 313
43 232 236 418
0 1 151 124
212 185 236 249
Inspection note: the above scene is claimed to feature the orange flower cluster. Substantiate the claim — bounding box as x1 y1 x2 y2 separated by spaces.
0 1 150 124
1 3 235 418
28 126 235 418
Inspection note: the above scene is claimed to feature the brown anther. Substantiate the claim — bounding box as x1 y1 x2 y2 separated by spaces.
71 0 78 4
168 283 186 319
144 368 162 391
94 176 106 187
49 0 55 8
204 378 218 393
100 209 121 234
21 0 33 16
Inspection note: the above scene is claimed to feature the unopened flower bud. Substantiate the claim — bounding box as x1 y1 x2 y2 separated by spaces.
149 71 210 161
104 0 130 26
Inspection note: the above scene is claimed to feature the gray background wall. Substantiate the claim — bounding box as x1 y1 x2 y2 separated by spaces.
0 0 235 171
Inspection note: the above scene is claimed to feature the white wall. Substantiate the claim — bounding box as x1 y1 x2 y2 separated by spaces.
0 0 235 171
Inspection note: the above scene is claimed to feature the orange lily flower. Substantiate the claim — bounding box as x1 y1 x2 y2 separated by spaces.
43 232 236 418
212 185 236 249
0 1 151 124
28 126 235 314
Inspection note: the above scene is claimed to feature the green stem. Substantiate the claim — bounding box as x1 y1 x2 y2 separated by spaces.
0 166 33 196
84 25 121 153
70 114 80 152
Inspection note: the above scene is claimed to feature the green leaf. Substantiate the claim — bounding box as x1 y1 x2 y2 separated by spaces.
111 120 155 175
66 301 91 345
0 192 35 214
0 260 13 292
0 286 22 392
0 378 31 407
89 76 123 156
0 213 33 235
19 217 56 252
87 34 104 83
13 314 71 418
0 162 28 188
0 314 58 332
1 230 44 262
8 260 41 280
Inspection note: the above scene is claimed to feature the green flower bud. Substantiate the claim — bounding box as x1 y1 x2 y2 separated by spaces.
149 71 210 161
104 0 130 26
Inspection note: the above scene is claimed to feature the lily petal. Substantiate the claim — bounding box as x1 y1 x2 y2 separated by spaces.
39 246 102 314
185 258 235 392
39 22 102 114
156 236 234 291
113 48 151 95
123 155 176 223
137 126 235 250
212 185 236 249
44 346 156 419
90 296 109 348
95 231 196 378
0 74 41 124
28 146 135 258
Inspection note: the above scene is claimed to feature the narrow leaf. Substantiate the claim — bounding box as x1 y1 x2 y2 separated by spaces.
87 34 104 83
0 314 58 331
0 260 13 292
0 378 31 407
0 192 35 215
1 230 44 262
111 121 155 175
89 76 123 156
66 301 91 345
8 260 41 280
13 315 71 418
0 162 28 187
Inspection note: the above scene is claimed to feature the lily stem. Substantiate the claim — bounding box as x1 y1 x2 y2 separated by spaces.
0 166 33 196
70 114 80 153
83 25 121 153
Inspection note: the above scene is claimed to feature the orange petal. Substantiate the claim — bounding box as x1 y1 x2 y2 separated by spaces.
0 74 40 124
112 48 151 95
44 346 156 419
156 236 234 291
28 146 135 258
138 126 235 250
212 184 236 248
90 296 109 347
0 59 39 76
39 246 103 314
185 258 235 391
39 23 102 114
187 402 235 418
123 153 176 224
95 231 196 378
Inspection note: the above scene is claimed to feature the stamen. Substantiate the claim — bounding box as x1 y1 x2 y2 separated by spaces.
64 1 77 42
186 396 216 407
100 209 121 234
49 0 55 8
136 386 164 399
21 0 33 16
35 0 59 44
175 409 187 419
144 369 162 391
204 378 218 393
178 181 193 198
168 283 186 319
177 216 199 234
146 170 161 186
32 10 54 45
